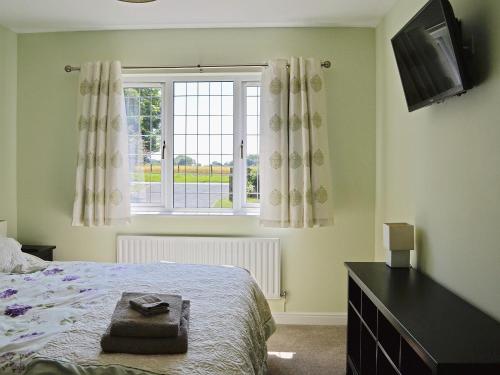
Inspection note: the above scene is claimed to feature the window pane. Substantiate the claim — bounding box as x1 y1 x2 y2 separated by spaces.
221 116 232 134
152 116 161 135
221 155 233 167
247 135 258 155
125 86 163 205
210 116 221 134
186 135 197 154
174 135 186 154
150 158 162 204
174 82 186 96
140 97 151 116
172 80 234 209
210 82 221 95
198 96 209 115
197 155 210 168
126 97 139 116
198 82 209 95
247 86 258 96
186 82 197 95
185 194 198 208
221 96 233 116
247 116 258 134
151 135 162 153
174 116 186 134
186 116 197 134
124 87 140 97
198 116 209 134
140 116 151 135
211 195 222 208
198 194 210 208
198 135 209 154
245 85 261 204
210 155 222 168
186 96 197 115
128 116 140 134
128 136 142 155
221 135 233 154
210 96 221 115
174 96 186 115
151 97 161 116
246 96 258 116
221 82 234 96
210 135 221 154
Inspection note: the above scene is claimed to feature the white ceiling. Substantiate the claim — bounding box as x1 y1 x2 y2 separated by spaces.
0 0 397 33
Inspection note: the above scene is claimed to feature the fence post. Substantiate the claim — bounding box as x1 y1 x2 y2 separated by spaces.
229 167 233 193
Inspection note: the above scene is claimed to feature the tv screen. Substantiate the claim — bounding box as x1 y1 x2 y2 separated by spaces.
391 0 471 112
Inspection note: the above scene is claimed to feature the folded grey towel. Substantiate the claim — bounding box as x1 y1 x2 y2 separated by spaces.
129 294 170 316
110 292 183 338
101 300 190 354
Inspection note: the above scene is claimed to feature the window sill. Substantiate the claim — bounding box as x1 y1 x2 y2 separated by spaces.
131 208 259 217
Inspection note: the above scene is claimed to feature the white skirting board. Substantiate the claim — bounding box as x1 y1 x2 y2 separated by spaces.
272 312 347 326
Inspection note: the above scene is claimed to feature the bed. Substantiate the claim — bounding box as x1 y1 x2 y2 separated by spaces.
0 261 275 375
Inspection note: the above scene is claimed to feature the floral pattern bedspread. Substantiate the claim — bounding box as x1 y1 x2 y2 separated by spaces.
0 262 275 375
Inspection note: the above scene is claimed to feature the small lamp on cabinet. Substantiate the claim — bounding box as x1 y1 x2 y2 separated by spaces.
383 223 414 268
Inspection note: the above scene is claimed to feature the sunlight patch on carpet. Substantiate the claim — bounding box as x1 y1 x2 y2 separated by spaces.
268 351 296 359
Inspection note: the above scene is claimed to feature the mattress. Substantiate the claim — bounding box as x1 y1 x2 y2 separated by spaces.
0 261 275 374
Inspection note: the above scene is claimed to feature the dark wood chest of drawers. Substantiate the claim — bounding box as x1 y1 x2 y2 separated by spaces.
345 262 500 375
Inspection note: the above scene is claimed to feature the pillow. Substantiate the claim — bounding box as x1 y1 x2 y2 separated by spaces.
0 237 48 273
21 253 49 273
0 237 27 273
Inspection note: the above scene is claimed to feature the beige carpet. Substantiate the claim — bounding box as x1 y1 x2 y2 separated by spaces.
267 325 347 375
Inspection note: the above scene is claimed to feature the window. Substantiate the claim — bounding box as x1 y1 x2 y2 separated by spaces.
244 84 261 206
124 74 261 214
125 85 163 205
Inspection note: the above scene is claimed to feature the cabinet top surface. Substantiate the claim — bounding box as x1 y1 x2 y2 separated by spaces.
345 262 500 365
21 245 56 251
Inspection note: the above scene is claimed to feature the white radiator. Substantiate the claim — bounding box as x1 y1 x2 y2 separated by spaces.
117 235 281 299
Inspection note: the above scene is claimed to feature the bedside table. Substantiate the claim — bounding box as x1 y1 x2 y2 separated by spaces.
21 245 56 261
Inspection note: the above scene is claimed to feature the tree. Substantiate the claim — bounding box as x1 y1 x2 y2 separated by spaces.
125 88 162 157
174 155 196 166
247 167 258 194
247 154 259 167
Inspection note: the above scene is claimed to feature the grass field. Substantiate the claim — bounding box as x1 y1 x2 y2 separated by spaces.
132 165 232 183
212 197 259 208
136 165 232 174
131 165 257 186
132 173 230 183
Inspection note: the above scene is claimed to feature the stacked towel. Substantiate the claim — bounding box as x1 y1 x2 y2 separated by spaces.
129 294 170 316
110 293 183 338
101 292 190 354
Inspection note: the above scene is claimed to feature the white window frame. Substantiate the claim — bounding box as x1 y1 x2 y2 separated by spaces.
242 82 261 209
124 72 261 216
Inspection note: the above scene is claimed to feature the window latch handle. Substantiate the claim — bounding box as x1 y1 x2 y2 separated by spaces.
162 140 166 160
240 140 244 159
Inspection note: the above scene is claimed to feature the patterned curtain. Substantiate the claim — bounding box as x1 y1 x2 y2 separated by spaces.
260 58 333 228
72 61 130 226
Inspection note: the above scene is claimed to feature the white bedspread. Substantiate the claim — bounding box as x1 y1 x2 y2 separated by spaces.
0 262 275 375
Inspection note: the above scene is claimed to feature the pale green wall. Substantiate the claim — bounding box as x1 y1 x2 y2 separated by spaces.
376 0 500 320
0 25 17 237
17 28 376 313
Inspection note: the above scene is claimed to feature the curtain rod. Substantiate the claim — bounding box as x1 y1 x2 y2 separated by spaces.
64 61 332 73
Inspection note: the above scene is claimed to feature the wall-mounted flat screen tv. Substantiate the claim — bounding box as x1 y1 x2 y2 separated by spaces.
391 0 472 112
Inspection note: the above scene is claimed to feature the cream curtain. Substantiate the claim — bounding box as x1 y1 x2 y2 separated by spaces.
72 61 130 226
260 58 333 228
